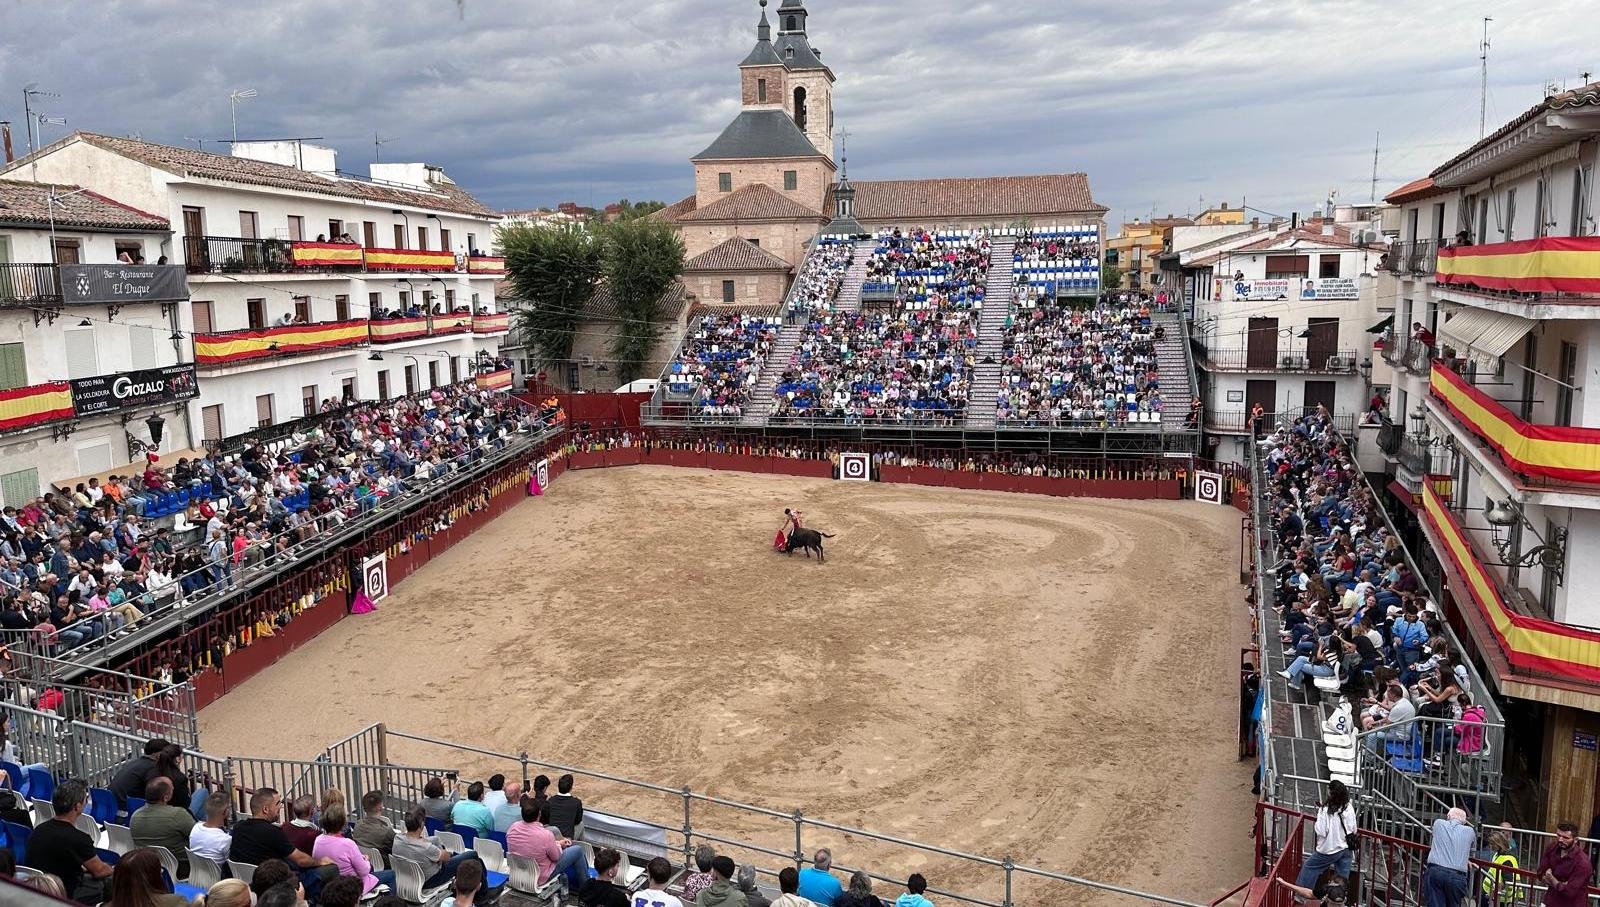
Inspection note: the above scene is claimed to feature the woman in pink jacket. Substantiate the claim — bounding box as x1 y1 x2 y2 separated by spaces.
312 803 394 895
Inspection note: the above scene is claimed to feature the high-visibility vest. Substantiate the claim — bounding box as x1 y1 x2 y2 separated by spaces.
1480 853 1518 900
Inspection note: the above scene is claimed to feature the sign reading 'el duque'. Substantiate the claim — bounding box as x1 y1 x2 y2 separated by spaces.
59 264 188 305
71 365 198 417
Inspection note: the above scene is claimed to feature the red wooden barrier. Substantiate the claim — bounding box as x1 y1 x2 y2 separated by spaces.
191 670 225 710
222 632 285 692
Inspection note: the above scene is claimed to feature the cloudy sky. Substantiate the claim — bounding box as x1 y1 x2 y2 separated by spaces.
2 0 1598 230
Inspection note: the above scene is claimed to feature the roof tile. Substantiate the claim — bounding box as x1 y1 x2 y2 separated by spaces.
677 183 824 223
684 237 793 272
851 173 1107 221
0 179 169 231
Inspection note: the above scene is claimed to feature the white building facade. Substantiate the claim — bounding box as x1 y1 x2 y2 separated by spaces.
2 134 509 446
0 178 195 499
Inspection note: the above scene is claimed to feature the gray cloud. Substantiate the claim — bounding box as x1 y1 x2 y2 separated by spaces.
2 0 1598 227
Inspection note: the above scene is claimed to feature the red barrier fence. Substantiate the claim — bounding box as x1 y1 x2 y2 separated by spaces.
513 392 650 429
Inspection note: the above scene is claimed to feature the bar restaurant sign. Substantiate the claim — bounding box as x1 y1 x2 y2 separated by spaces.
71 364 198 416
60 263 188 305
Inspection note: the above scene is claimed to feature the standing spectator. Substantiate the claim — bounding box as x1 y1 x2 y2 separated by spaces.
1478 829 1519 906
1537 822 1590 907
636 857 686 907
188 793 233 868
353 791 396 863
771 867 810 907
129 777 195 877
229 788 338 900
836 871 882 907
894 874 933 907
681 845 717 905
696 855 745 907
450 781 494 836
736 864 771 907
580 847 632 907
392 807 481 892
24 780 115 904
1293 781 1355 890
1423 808 1476 907
110 847 190 907
799 849 842 906
547 773 584 838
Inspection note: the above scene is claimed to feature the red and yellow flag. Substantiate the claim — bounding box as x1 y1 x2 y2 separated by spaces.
468 256 507 274
194 321 370 365
472 312 510 334
0 382 74 432
368 317 431 343
363 247 457 272
1430 363 1600 484
475 369 513 391
1436 235 1600 293
289 241 364 268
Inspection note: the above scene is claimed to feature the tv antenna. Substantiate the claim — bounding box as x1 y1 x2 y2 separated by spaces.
1479 18 1492 138
375 133 390 164
184 136 206 151
228 88 258 144
21 84 59 154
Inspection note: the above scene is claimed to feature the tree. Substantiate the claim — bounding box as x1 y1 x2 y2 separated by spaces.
1101 262 1124 291
598 217 685 383
613 199 669 221
501 222 602 368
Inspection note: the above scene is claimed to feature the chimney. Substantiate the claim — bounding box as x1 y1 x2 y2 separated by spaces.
1321 221 1335 236
0 122 11 164
1251 217 1260 228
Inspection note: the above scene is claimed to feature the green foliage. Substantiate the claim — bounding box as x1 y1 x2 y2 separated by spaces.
598 217 685 383
501 223 602 367
1101 262 1124 290
612 199 669 221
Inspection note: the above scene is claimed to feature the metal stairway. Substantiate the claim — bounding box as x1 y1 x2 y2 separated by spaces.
1152 311 1195 431
741 239 874 425
963 237 1016 430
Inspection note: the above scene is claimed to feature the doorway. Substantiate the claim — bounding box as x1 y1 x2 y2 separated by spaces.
1246 379 1278 429
1246 317 1279 369
1303 380 1336 415
1305 317 1339 370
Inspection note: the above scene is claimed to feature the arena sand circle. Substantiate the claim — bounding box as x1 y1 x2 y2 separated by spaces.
199 465 1255 903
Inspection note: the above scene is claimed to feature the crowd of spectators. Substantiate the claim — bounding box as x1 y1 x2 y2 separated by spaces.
1011 228 1101 305
664 315 782 419
786 239 855 315
771 228 989 424
1258 409 1487 764
996 301 1163 427
0 381 545 660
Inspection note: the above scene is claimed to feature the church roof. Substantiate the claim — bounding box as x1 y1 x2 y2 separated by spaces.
692 109 824 161
850 173 1108 220
684 237 793 272
652 195 698 222
773 34 827 71
740 41 784 67
678 183 825 223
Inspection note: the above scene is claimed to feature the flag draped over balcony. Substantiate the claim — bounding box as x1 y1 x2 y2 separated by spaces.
289 241 364 268
368 317 431 343
1429 363 1600 484
193 321 370 364
0 382 74 431
472 312 510 333
1435 236 1600 293
363 248 458 271
475 368 513 390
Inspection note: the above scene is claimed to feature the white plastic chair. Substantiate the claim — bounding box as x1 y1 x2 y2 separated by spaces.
105 822 135 854
393 853 452 905
186 849 224 889
74 813 102 844
435 830 466 853
228 861 258 886
506 852 565 905
29 799 53 823
359 843 386 873
1313 660 1345 694
150 845 181 884
473 836 507 873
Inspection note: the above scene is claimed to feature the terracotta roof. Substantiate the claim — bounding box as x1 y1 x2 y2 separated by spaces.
0 179 169 231
652 195 699 222
1433 80 1600 178
684 237 793 272
677 183 824 223
10 132 496 218
581 280 691 323
1383 176 1448 205
688 299 784 318
851 173 1107 220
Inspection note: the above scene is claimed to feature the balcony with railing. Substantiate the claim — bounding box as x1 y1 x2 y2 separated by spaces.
192 318 370 367
1406 238 1437 275
1206 406 1357 436
1201 344 1361 373
471 312 510 334
1434 235 1600 307
1428 359 1600 487
0 263 63 306
431 313 473 336
1396 431 1433 476
467 255 507 275
184 237 484 275
1385 239 1412 273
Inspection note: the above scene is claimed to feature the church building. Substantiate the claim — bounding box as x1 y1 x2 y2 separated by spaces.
658 0 1109 312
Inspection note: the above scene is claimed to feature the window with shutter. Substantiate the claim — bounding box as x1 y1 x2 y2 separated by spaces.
76 441 112 475
255 394 274 427
0 343 27 391
63 328 98 380
302 385 317 416
0 468 39 508
127 321 157 369
202 405 224 443
191 301 213 334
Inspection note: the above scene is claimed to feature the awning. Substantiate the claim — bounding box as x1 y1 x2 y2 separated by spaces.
1439 308 1534 370
1367 314 1395 334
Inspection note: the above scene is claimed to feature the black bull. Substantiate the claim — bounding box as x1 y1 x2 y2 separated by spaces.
783 527 836 562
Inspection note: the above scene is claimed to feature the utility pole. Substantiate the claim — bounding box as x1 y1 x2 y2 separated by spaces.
1370 131 1380 203
1479 17 1492 138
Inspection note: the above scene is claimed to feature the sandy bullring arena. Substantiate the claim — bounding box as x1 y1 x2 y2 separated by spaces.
198 465 1254 903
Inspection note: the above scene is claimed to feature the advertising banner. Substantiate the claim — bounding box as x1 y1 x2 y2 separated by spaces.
70 364 198 416
1231 279 1291 300
59 264 188 305
1299 277 1359 300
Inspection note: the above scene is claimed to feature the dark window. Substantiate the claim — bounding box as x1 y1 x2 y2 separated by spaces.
246 298 267 331
342 377 356 400
1476 198 1489 244
368 292 381 317
335 294 350 321
718 172 732 192
1534 179 1547 238
1318 255 1340 279
793 86 807 131
440 228 452 252
404 364 417 395
1557 341 1578 426
1503 188 1516 241
747 238 759 247
377 371 390 400
1264 255 1308 279
363 221 377 248
301 385 317 416
428 360 439 388
1572 166 1593 236
784 170 798 191
758 78 768 103
255 393 274 427
293 296 311 323
722 280 736 303
328 219 342 240
394 224 406 249
785 15 795 29
417 226 429 250
287 216 304 241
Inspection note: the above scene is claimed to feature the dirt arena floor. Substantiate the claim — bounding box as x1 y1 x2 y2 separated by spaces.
199 466 1254 903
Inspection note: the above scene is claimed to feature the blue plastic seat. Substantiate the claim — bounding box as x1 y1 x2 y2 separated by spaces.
423 816 445 836
451 824 478 848
0 760 26 796
89 788 117 824
5 821 31 861
24 767 53 803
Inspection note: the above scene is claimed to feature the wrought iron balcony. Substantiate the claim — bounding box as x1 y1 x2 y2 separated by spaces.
0 263 62 306
1202 344 1362 373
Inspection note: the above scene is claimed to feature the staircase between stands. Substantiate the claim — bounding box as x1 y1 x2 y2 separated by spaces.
742 238 875 426
963 237 1016 430
1151 310 1195 431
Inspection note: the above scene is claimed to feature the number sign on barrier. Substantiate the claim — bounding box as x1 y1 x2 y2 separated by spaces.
1194 470 1224 505
362 552 390 603
838 452 871 482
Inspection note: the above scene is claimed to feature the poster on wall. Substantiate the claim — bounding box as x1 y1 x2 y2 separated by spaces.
1299 277 1359 300
71 365 198 417
1231 279 1292 301
1194 470 1225 505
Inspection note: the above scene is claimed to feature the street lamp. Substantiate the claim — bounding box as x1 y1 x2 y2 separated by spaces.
228 89 257 144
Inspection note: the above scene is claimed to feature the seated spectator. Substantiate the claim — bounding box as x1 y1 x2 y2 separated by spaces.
109 738 169 813
248 858 299 900
450 781 494 835
736 864 770 907
895 874 934 907
320 875 365 907
636 857 687 907
229 788 338 899
24 780 115 904
313 802 394 896
681 845 717 905
420 776 457 823
798 849 841 906
281 794 320 855
257 881 302 907
836 871 884 907
491 781 523 833
507 799 587 890
440 858 484 907
392 807 483 894
665 314 781 419
352 790 396 863
189 792 233 868
200 878 253 907
482 774 508 814
772 867 810 907
110 847 190 907
546 773 583 838
698 855 746 907
579 847 632 907
0 788 31 827
129 776 195 877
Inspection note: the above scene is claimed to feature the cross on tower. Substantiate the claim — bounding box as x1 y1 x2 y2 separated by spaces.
834 127 852 175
